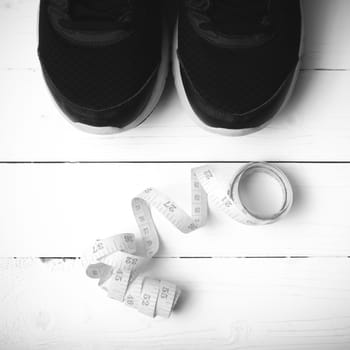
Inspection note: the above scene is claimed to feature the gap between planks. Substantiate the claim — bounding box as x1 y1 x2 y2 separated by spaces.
3 256 350 261
2 161 350 164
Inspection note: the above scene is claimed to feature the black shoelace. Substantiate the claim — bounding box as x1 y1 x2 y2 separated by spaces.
62 0 134 31
187 0 272 35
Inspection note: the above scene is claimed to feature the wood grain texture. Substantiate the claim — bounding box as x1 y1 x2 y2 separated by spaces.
1 0 350 161
1 257 350 350
1 0 350 348
0 162 350 257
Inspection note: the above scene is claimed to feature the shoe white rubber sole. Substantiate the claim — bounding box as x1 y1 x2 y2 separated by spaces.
172 1 304 137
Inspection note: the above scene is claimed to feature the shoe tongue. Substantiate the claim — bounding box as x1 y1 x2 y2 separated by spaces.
210 0 269 35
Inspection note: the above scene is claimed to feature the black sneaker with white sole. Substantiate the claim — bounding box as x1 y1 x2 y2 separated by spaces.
38 0 167 134
174 0 303 136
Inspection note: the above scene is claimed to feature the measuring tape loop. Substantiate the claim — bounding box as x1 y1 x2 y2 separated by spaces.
83 163 293 318
82 232 181 318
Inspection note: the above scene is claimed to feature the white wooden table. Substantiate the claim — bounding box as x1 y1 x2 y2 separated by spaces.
1 0 350 349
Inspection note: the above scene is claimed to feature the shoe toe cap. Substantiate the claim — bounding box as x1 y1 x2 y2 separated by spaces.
180 64 299 132
42 64 159 129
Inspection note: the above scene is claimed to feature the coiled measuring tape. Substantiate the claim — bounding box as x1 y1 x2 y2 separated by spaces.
82 162 293 318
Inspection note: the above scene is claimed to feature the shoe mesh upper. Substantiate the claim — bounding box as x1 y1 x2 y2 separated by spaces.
38 0 162 110
178 1 302 114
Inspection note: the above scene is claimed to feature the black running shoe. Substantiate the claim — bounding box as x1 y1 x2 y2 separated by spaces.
174 0 303 136
38 0 168 133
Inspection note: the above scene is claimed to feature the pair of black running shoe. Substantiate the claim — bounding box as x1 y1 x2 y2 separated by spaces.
38 0 303 135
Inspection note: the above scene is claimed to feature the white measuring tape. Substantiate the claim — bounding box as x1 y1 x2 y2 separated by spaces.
82 162 293 318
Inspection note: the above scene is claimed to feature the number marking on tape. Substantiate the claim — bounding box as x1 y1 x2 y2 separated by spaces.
83 163 293 318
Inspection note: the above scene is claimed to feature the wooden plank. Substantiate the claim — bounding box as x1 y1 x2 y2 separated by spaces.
1 70 350 162
1 162 350 257
302 0 350 69
1 257 350 349
1 1 350 162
